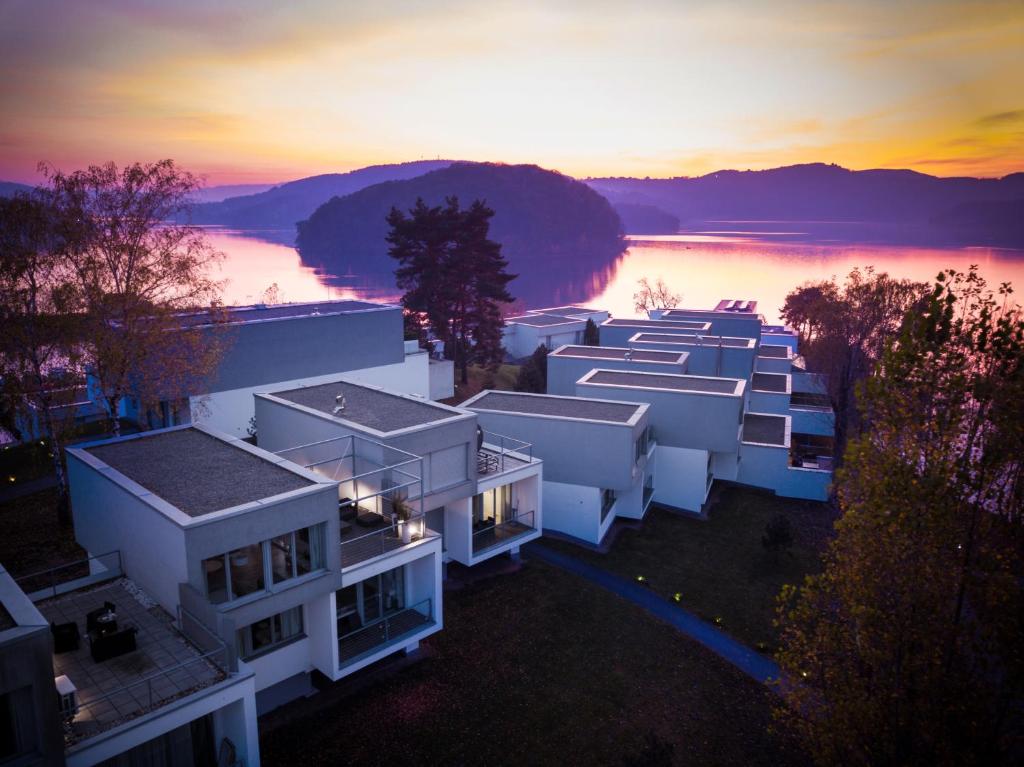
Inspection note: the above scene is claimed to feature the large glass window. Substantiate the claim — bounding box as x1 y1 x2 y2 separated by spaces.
600 488 616 521
335 566 406 637
236 606 304 659
204 524 326 603
228 543 264 598
472 484 513 525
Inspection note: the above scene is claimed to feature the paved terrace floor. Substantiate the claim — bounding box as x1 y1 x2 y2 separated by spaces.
340 516 437 568
39 580 222 742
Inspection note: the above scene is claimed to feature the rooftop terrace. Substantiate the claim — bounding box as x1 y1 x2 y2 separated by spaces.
581 369 742 394
86 428 314 517
758 345 791 358
631 332 755 348
603 318 710 330
174 299 392 328
274 380 465 433
751 373 789 393
551 345 685 363
742 414 789 446
466 391 644 424
37 578 226 744
506 313 585 327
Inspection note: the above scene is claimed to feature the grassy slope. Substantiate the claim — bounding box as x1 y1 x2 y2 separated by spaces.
543 486 835 650
0 489 86 578
260 560 807 767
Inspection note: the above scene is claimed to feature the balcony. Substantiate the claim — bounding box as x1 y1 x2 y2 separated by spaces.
790 433 834 471
276 434 440 569
471 510 536 555
338 597 434 668
339 517 438 569
19 556 230 745
477 429 534 477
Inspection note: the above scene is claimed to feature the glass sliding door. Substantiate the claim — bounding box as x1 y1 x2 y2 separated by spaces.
473 484 514 525
335 565 406 636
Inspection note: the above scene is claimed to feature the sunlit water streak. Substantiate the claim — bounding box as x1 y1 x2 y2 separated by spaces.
206 228 1024 324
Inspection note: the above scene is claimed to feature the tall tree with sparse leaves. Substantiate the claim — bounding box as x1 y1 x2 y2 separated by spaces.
387 196 515 384
45 160 228 435
775 267 1024 766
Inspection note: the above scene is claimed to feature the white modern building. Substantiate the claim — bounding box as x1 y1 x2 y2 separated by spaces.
109 299 455 438
1 556 260 767
501 306 610 359
596 317 711 348
64 423 445 720
545 345 688 396
574 369 746 513
462 390 651 545
254 379 543 569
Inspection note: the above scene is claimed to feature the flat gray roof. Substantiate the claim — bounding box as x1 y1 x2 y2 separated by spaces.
551 345 684 363
583 370 740 394
507 313 584 327
603 318 708 329
174 299 391 328
632 332 754 348
743 414 788 446
527 305 596 315
759 345 790 358
87 428 313 517
467 391 643 423
752 373 789 393
274 380 462 432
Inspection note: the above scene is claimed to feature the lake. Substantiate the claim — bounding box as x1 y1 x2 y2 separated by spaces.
206 227 1024 324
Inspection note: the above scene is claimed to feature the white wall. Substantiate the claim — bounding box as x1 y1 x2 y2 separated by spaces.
790 407 835 436
193 351 431 438
243 636 312 692
737 442 831 500
306 590 338 677
755 356 792 374
542 480 607 544
749 390 789 415
67 452 189 615
652 446 709 513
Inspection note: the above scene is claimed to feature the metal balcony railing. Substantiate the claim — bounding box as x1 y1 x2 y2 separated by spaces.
477 430 533 475
338 597 433 667
339 515 436 569
471 510 536 554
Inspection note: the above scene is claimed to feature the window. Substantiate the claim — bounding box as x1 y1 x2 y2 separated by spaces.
472 484 513 524
0 688 34 762
204 524 326 603
600 488 616 521
635 427 649 462
336 566 406 637
236 606 304 659
227 543 264 598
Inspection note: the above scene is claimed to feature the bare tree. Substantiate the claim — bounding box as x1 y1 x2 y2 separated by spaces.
0 192 80 523
45 160 227 435
633 277 680 314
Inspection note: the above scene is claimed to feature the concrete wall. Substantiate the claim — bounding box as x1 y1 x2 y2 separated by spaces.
737 442 831 501
627 340 755 379
749 389 790 415
67 450 190 614
504 323 585 359
651 445 709 513
192 350 432 438
547 353 687 396
428 359 455 400
761 332 799 352
660 310 761 339
207 306 404 393
542 481 615 544
755 354 792 374
598 322 700 348
574 379 743 453
469 409 640 491
790 407 835 437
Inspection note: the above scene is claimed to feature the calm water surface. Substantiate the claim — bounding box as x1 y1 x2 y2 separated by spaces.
207 228 1024 324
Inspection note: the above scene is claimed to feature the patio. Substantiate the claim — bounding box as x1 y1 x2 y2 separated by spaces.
38 579 225 743
338 601 434 668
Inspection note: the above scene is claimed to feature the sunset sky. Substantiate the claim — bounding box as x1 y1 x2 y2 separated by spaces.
1 0 1021 185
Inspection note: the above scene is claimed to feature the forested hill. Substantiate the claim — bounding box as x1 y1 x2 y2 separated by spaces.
587 164 1024 245
188 160 455 228
296 163 624 277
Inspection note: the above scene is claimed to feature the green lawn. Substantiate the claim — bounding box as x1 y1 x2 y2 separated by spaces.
446 363 521 405
0 488 85 578
542 486 835 651
259 559 807 767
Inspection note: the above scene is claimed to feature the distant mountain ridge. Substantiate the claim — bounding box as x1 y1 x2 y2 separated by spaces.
187 160 456 229
586 163 1024 245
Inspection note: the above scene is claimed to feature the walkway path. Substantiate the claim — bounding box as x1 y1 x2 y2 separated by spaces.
526 543 781 685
